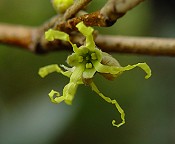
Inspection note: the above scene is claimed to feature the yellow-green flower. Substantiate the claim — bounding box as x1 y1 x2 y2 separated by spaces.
51 0 74 13
39 22 151 127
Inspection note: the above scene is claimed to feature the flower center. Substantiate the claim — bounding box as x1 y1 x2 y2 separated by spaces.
67 47 102 68
82 52 98 69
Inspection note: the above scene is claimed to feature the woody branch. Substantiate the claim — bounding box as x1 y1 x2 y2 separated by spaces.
1 0 175 56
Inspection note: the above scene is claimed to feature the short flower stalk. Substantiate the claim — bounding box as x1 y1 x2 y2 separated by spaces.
38 22 151 127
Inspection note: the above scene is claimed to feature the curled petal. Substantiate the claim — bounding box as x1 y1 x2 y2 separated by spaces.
39 64 84 105
76 22 95 51
116 63 151 79
90 82 125 127
45 29 70 41
38 64 71 78
61 65 85 104
38 64 61 78
49 90 65 104
93 61 151 79
48 82 79 105
63 82 78 105
45 29 79 52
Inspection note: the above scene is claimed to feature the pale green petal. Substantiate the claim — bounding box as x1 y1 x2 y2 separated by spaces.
63 82 78 105
48 83 79 105
93 61 151 79
82 68 96 79
67 53 82 66
90 82 125 127
45 29 79 52
76 22 95 51
116 62 151 79
45 29 70 41
48 90 65 104
38 64 71 78
69 64 85 83
55 65 85 105
93 61 117 74
38 64 61 78
75 46 89 55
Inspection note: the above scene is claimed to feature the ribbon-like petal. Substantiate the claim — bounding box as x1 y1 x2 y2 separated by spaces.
93 61 151 79
76 22 95 51
90 82 125 127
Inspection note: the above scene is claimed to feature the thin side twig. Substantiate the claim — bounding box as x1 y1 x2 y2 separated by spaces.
62 0 92 21
42 0 92 32
54 0 144 31
100 0 144 24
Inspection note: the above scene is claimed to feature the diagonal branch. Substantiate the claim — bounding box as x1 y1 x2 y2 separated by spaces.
62 0 92 21
100 0 144 26
54 0 144 32
40 0 92 32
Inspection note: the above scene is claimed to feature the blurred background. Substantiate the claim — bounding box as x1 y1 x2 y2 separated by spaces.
0 0 175 144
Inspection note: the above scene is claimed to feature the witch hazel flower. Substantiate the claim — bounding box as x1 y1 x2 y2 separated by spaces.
38 21 151 127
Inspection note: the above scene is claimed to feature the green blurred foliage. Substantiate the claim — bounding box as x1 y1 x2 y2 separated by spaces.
0 0 175 144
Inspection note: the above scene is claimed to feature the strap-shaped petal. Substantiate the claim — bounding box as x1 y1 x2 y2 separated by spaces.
83 67 96 79
76 22 95 51
45 29 70 41
38 64 71 78
93 61 151 79
48 82 79 105
116 62 151 79
63 82 78 105
69 64 85 82
90 82 125 127
45 29 79 52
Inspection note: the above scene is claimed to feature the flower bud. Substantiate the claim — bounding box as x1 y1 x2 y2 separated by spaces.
51 0 73 13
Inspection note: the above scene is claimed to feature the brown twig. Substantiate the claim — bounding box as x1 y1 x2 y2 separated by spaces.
96 35 175 56
0 23 40 52
54 0 143 31
62 0 92 21
1 23 175 56
37 0 145 52
42 0 92 32
2 0 175 57
100 0 144 24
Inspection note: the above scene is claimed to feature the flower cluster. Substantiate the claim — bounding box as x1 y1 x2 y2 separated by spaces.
38 22 151 127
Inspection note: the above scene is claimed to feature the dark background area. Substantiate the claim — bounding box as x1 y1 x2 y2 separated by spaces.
0 0 175 144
